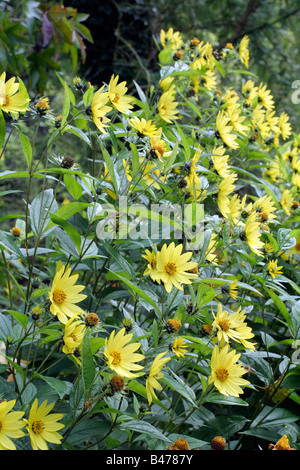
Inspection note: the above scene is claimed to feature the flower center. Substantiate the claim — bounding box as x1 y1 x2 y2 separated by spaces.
165 262 177 275
32 420 45 434
218 319 230 331
111 351 121 365
215 367 229 382
0 94 8 106
113 93 120 104
295 242 300 252
52 288 67 305
0 420 2 431
150 259 157 269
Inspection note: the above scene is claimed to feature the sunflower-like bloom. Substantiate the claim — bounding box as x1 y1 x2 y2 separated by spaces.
160 28 183 50
217 172 237 219
146 351 171 404
0 400 25 450
158 90 179 123
142 248 161 282
90 85 112 133
0 72 30 114
215 110 239 149
252 195 277 223
226 103 249 136
212 303 255 350
171 337 188 357
257 83 275 110
280 189 294 216
268 260 283 279
62 315 86 362
149 128 172 160
240 212 264 256
48 265 87 324
211 146 231 178
104 328 145 378
278 112 292 140
208 344 250 397
23 399 64 450
205 232 218 264
239 35 250 68
129 116 159 138
153 242 198 293
108 74 133 115
221 279 238 300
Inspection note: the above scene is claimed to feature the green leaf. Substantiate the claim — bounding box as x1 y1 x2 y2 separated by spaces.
0 109 6 150
33 373 69 399
63 173 83 200
19 132 33 169
61 79 71 126
45 201 91 231
197 284 215 308
162 370 197 405
49 213 81 252
263 286 293 330
120 419 171 443
5 310 28 330
81 329 95 399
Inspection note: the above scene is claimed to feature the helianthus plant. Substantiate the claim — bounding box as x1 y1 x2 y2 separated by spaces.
0 26 299 452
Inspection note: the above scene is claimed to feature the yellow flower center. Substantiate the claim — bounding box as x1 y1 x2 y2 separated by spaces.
165 262 177 275
113 93 120 104
52 288 67 305
32 420 45 434
0 420 2 431
295 242 300 252
215 367 229 382
0 94 8 106
111 351 121 365
218 319 230 331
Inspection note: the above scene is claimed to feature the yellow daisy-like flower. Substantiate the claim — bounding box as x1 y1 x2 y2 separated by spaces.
149 128 172 160
211 146 231 178
160 28 183 50
154 242 198 293
221 279 238 300
257 83 275 110
146 351 171 405
104 328 145 378
158 90 179 123
171 337 188 357
215 110 239 149
129 116 159 138
108 74 133 115
0 400 25 450
62 315 86 361
280 189 294 216
205 232 218 264
212 303 255 350
278 112 292 140
217 172 237 219
142 248 160 282
252 195 277 223
0 72 30 114
24 399 64 450
268 260 283 279
239 35 250 68
48 265 87 324
90 85 112 134
228 194 242 224
226 103 249 136
240 212 264 257
208 344 250 397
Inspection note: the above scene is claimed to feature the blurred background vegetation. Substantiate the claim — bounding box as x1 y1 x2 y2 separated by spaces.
1 0 300 220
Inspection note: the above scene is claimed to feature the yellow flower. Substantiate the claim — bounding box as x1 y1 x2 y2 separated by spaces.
257 83 275 110
240 212 264 257
211 146 231 178
208 344 250 397
146 351 170 404
221 279 238 300
226 103 249 136
62 315 86 362
271 434 295 450
142 248 160 282
205 232 218 264
215 110 239 149
0 400 25 450
90 85 112 133
160 28 183 50
217 172 237 219
280 189 294 216
104 328 145 378
253 195 277 223
268 259 283 279
154 242 198 293
149 128 172 160
158 90 179 123
0 72 30 114
278 112 292 140
171 337 188 357
239 35 250 68
129 116 159 138
108 74 133 115
23 399 64 450
48 264 87 324
212 303 255 350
